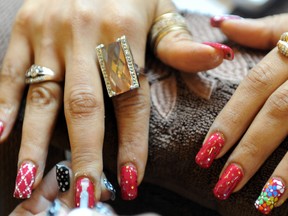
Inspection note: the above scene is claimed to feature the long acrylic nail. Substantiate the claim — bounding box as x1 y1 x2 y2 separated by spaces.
195 132 225 168
213 163 243 200
255 177 285 214
75 177 95 208
13 161 37 199
103 178 116 201
210 15 243 28
56 164 70 193
203 42 234 60
0 121 4 138
120 164 138 200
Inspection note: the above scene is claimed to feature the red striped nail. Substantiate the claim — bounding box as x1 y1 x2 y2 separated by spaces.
210 15 242 28
13 161 37 199
203 42 234 60
213 164 243 200
195 132 225 168
0 121 4 138
120 164 138 200
75 177 95 208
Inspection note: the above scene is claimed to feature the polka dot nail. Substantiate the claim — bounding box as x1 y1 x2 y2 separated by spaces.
56 164 70 192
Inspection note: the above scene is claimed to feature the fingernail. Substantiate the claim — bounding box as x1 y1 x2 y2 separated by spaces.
95 202 116 215
120 164 138 200
56 164 70 193
13 161 37 199
195 132 225 168
210 15 243 28
255 177 285 214
203 42 234 60
103 178 116 201
0 121 4 138
75 177 95 208
47 199 70 216
213 163 243 200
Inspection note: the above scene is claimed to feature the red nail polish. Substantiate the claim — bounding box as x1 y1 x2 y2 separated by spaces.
210 15 242 28
213 164 243 200
203 42 234 60
75 177 95 208
13 161 37 199
195 132 225 168
120 164 138 200
0 121 4 138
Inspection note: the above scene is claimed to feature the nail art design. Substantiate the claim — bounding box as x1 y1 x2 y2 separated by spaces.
56 164 70 192
210 15 243 28
213 163 243 200
75 177 95 208
103 178 116 201
203 42 234 60
120 164 138 200
195 132 225 168
255 178 285 214
13 161 37 199
0 121 4 138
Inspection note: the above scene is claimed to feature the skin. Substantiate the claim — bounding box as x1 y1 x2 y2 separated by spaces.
205 14 288 206
0 0 227 205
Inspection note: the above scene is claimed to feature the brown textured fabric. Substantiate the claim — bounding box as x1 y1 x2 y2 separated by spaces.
1 1 288 215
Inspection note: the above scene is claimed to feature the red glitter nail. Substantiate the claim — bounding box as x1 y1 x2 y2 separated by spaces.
213 164 243 200
13 161 37 199
210 15 242 28
0 121 4 138
203 42 234 60
75 177 95 208
120 164 138 200
195 132 225 168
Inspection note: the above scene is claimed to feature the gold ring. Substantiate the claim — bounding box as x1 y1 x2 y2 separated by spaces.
149 12 191 55
277 32 288 57
96 35 143 97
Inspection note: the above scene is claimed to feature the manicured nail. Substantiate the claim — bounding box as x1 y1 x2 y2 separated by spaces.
195 132 225 168
0 121 4 138
213 163 243 200
75 177 95 208
203 42 234 60
56 164 70 193
120 164 138 200
13 161 37 199
210 15 243 28
103 178 116 201
255 177 285 214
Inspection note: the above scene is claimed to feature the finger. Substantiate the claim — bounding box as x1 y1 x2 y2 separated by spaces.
0 30 32 142
64 2 104 207
155 8 234 73
211 14 288 49
12 161 71 215
213 79 288 200
14 44 63 199
195 47 288 170
254 153 288 214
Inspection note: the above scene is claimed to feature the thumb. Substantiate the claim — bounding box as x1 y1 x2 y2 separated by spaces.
211 14 288 50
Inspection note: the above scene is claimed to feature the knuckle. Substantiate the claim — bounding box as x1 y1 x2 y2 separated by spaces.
0 60 24 85
65 87 103 119
238 140 259 158
266 87 288 116
72 6 95 27
29 84 59 109
14 8 33 30
243 62 274 94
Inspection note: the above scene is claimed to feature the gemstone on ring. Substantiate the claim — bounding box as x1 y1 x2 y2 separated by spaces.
96 35 140 97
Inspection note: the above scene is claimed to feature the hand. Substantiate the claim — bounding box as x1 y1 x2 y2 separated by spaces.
0 0 232 207
195 14 288 214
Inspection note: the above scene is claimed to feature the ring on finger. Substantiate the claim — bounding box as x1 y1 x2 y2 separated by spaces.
25 64 63 84
277 32 288 57
96 35 144 97
149 12 191 55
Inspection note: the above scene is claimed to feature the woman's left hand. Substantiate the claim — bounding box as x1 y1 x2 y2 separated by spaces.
195 14 288 214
